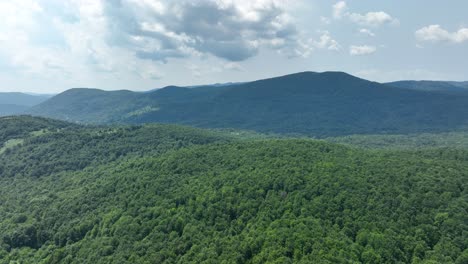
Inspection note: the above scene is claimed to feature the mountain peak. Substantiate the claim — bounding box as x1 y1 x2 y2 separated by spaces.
253 71 367 85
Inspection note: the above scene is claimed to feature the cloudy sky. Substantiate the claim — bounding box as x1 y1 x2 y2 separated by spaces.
1 0 467 93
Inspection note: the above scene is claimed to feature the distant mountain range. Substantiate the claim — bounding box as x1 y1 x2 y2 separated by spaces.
385 80 468 93
24 72 468 137
0 93 51 116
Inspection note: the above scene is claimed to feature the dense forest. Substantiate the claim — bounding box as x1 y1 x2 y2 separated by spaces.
327 131 468 150
0 116 466 263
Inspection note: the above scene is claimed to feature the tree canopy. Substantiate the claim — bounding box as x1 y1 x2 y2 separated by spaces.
0 117 466 263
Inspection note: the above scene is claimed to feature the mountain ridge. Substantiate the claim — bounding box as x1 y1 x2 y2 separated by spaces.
0 92 51 116
385 80 468 93
28 71 468 136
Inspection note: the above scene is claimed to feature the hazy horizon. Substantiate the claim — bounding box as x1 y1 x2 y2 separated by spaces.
1 70 468 95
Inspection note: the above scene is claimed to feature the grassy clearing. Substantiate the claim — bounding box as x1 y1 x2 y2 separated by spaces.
0 139 24 154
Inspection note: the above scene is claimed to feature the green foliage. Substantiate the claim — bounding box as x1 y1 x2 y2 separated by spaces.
0 116 74 145
327 131 468 150
0 117 466 263
0 119 229 178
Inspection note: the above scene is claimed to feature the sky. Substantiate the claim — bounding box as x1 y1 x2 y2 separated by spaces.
0 0 467 93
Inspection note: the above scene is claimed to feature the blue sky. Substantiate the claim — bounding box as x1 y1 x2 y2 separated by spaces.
0 0 467 93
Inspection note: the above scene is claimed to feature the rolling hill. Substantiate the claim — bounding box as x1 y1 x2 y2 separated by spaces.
0 93 50 116
27 88 144 123
29 72 468 137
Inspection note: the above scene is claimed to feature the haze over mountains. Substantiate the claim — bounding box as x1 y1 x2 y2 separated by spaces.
0 93 50 116
25 71 468 137
385 81 468 93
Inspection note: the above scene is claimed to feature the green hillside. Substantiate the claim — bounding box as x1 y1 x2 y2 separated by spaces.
29 72 468 137
326 131 468 150
28 89 146 123
0 116 75 144
0 116 230 179
0 116 466 263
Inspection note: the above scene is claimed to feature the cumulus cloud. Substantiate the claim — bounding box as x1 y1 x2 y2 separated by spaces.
349 45 376 56
100 0 304 62
0 1 68 78
0 0 167 83
359 28 375 37
415 25 468 43
348 11 398 27
313 32 341 51
331 1 398 27
332 1 347 19
0 0 310 86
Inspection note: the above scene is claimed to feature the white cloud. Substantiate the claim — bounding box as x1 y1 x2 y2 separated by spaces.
313 32 341 51
332 1 347 19
0 0 311 88
415 25 468 43
348 11 398 27
117 0 304 62
0 1 67 78
331 1 398 27
0 0 169 85
281 31 341 58
359 28 375 37
349 45 376 56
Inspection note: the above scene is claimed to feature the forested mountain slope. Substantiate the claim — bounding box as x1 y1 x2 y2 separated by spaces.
0 116 75 145
28 89 145 123
0 116 230 178
327 131 468 150
0 116 467 263
29 72 468 137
